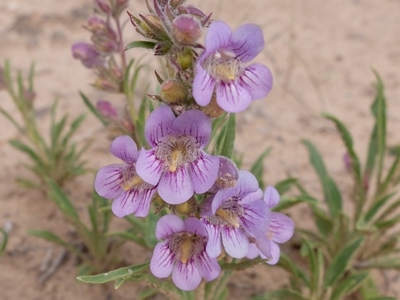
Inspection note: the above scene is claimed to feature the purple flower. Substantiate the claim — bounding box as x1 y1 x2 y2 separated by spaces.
193 21 273 113
247 186 294 265
136 106 219 205
94 136 157 218
150 214 221 291
71 42 102 68
200 170 270 259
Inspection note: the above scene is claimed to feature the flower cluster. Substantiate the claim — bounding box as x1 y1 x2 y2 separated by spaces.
92 0 292 291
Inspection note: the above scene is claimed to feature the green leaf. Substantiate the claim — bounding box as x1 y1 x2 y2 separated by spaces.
46 178 79 221
76 262 150 284
80 91 108 126
124 41 156 52
372 71 387 186
378 149 400 195
220 257 269 271
330 271 369 300
324 236 365 287
219 113 236 158
250 147 272 190
322 113 363 190
274 178 299 195
9 139 43 166
301 236 321 296
356 192 396 229
360 256 400 270
250 289 311 300
0 227 8 254
277 253 310 290
273 194 319 212
302 140 342 218
309 204 333 237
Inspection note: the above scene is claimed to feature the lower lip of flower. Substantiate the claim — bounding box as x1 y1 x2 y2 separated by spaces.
216 208 240 228
120 175 144 190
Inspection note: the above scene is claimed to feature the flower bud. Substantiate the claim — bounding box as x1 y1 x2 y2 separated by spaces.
172 14 202 45
71 43 102 68
173 197 196 215
97 100 118 119
160 80 188 104
95 0 111 14
215 156 239 189
176 47 193 70
199 94 224 118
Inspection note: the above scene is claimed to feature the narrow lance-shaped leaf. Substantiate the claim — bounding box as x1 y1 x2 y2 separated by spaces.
124 41 156 52
219 113 236 159
302 140 342 218
80 91 108 126
330 271 369 300
323 236 365 287
76 262 150 284
250 147 272 190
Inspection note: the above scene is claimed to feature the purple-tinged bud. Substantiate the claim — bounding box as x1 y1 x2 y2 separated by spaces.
97 100 118 119
215 157 239 189
95 0 111 14
172 14 202 45
94 78 121 92
343 152 351 172
169 0 187 9
87 16 108 32
160 79 188 104
113 0 129 17
154 41 172 55
71 43 102 68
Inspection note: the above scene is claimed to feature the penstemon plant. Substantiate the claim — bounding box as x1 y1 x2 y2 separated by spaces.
73 0 294 298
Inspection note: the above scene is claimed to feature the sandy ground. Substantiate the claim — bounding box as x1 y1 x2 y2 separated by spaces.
1 0 400 299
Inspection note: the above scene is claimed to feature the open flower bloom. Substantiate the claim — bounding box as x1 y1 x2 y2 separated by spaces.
200 170 270 259
193 21 273 113
247 186 294 265
150 215 221 291
94 136 157 218
136 106 219 205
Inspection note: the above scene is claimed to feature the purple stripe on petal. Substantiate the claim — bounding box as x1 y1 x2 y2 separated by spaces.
112 190 137 218
196 252 221 282
231 24 265 63
216 81 252 113
94 164 124 199
240 64 273 100
172 260 202 291
155 214 185 239
144 105 175 147
221 227 249 258
269 212 294 244
158 167 194 205
110 135 138 163
173 110 212 148
204 223 222 258
189 152 219 194
136 149 163 185
150 241 175 278
134 187 157 217
193 66 216 107
240 200 270 238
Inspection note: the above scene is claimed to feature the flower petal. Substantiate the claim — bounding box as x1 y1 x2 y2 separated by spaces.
246 243 260 259
255 236 272 259
172 261 202 291
264 186 280 208
240 200 270 238
266 241 281 265
193 65 216 107
216 81 252 113
240 64 273 100
196 252 221 282
231 24 265 62
144 105 175 147
110 135 138 163
156 214 185 239
199 21 232 63
212 170 259 214
269 212 295 243
111 186 156 218
94 164 124 199
150 241 175 278
204 222 222 258
158 167 194 205
136 149 163 185
184 217 207 237
189 152 219 194
221 227 249 258
173 110 212 148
